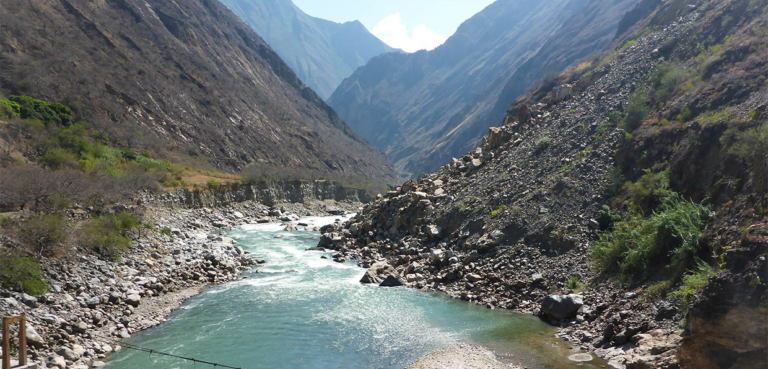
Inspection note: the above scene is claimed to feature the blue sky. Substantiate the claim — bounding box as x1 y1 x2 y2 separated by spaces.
291 0 496 52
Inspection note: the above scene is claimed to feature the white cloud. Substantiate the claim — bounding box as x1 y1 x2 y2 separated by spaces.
372 13 446 53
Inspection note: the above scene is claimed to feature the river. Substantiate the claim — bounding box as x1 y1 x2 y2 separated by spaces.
106 215 604 368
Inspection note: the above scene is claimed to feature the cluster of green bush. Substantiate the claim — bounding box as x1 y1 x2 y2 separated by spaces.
81 212 140 260
0 95 73 126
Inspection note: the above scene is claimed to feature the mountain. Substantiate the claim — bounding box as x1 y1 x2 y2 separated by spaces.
0 0 395 182
219 0 398 100
329 0 641 178
320 0 768 368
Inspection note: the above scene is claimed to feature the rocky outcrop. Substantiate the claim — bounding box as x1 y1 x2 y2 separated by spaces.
317 2 768 368
679 236 768 369
143 180 372 209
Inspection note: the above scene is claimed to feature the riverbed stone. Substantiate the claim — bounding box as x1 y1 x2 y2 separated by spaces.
541 294 584 320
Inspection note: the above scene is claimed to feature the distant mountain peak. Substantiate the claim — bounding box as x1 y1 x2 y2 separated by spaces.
220 0 396 100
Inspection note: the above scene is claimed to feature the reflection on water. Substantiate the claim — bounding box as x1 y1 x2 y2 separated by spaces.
107 216 605 369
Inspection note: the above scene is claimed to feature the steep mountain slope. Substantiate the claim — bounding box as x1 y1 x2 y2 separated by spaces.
0 0 395 182
219 0 397 100
329 0 641 178
319 0 767 367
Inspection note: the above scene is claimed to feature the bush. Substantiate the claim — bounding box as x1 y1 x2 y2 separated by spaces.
20 214 67 258
0 100 20 119
623 87 651 132
534 137 552 152
9 95 73 127
160 227 173 237
648 62 687 101
621 170 675 215
567 276 583 290
0 253 48 295
593 195 711 284
603 167 625 199
207 180 222 190
81 212 139 259
41 148 72 169
671 260 717 307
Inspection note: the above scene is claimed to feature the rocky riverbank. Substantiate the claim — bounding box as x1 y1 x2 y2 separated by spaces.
0 199 360 369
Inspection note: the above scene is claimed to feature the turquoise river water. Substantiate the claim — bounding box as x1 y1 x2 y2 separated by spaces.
106 216 605 369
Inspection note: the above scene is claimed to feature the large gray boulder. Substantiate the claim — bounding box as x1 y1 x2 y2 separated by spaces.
541 294 584 320
379 275 404 287
360 262 398 284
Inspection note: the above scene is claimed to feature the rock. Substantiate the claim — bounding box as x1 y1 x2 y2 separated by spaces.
425 225 442 238
20 293 38 308
91 361 106 368
360 262 398 284
73 321 88 334
466 273 484 282
46 354 67 369
531 273 544 283
57 346 81 361
26 324 45 348
125 294 141 307
541 294 584 320
487 127 513 149
379 275 404 287
232 211 244 219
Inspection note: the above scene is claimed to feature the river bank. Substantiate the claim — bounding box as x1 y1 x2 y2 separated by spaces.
0 199 361 369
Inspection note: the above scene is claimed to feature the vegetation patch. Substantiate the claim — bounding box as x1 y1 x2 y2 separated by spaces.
0 253 48 295
593 194 711 285
81 212 140 260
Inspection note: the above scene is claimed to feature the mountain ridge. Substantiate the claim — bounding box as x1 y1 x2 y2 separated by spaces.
0 0 396 183
329 0 641 178
219 0 398 100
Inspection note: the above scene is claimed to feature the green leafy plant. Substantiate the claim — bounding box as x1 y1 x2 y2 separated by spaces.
623 87 651 132
535 137 552 152
593 195 711 284
160 226 173 237
81 212 139 260
567 275 584 290
0 253 48 295
671 260 717 307
207 180 222 190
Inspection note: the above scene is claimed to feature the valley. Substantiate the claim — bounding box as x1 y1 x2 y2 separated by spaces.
0 0 766 368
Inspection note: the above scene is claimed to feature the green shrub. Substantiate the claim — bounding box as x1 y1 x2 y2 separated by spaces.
648 62 687 101
593 195 711 284
567 276 583 290
20 214 67 258
9 95 73 127
207 180 222 190
81 212 139 259
0 254 48 295
160 227 173 237
621 170 675 215
0 100 20 119
623 87 651 132
603 167 625 199
41 148 72 169
671 260 717 307
593 121 615 141
724 122 768 163
534 137 552 152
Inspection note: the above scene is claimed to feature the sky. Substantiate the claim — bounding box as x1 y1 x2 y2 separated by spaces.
291 0 496 53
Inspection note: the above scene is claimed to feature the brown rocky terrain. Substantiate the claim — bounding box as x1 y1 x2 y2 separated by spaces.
318 0 768 367
0 0 395 182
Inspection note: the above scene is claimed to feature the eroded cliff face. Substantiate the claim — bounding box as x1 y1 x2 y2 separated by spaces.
0 0 395 182
144 180 372 209
680 236 768 369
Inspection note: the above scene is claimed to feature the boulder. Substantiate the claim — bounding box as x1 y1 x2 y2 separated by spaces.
466 273 484 283
425 225 442 239
379 275 404 287
360 262 398 285
46 354 66 369
487 127 513 149
125 294 141 307
26 324 45 348
20 293 38 308
541 294 584 320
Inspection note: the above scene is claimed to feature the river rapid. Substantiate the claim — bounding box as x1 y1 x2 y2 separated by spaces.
106 215 604 369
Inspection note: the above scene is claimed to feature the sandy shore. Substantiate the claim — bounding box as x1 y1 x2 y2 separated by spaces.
407 344 522 369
